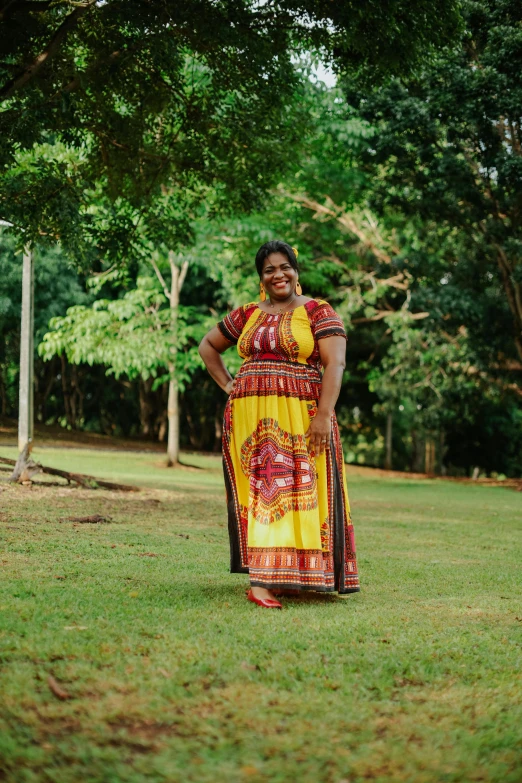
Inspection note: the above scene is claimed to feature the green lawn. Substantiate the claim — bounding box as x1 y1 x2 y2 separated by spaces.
1 447 521 783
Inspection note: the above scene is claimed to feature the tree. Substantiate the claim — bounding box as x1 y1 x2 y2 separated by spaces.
149 251 189 466
0 232 90 419
344 0 522 373
189 72 522 475
39 273 208 459
0 0 461 256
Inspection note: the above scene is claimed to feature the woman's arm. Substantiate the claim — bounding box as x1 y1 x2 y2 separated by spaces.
305 335 346 456
198 326 236 394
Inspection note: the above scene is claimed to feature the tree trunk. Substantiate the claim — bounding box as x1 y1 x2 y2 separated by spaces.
60 354 75 428
150 250 189 465
0 363 7 416
425 437 436 475
495 245 522 362
167 365 179 465
35 356 58 423
17 246 34 454
439 430 447 476
166 255 179 466
138 378 154 436
411 429 425 473
384 412 393 470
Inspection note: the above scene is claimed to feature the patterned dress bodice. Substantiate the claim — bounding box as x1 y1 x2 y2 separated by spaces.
218 300 346 370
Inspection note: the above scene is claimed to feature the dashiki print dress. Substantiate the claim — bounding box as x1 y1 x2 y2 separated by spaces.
218 299 360 594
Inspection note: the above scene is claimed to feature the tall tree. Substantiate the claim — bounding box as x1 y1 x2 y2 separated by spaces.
344 0 522 372
38 273 207 456
0 0 461 257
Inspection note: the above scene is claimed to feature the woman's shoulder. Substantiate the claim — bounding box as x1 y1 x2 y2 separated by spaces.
303 298 336 313
304 299 347 338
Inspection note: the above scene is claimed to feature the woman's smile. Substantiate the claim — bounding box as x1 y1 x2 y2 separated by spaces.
261 252 298 299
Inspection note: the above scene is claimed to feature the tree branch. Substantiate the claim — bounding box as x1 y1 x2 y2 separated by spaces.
283 189 399 265
177 259 189 292
351 310 429 324
493 242 522 361
149 256 171 302
0 0 96 100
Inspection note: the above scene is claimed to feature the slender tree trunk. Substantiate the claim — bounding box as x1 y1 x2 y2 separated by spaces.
11 247 34 481
411 429 424 473
0 364 7 416
425 437 436 474
17 247 34 452
35 357 57 423
149 250 188 466
439 430 447 476
60 354 75 428
167 256 179 466
138 378 153 436
384 412 393 470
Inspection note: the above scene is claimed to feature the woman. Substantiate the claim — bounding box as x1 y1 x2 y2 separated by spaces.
199 240 360 609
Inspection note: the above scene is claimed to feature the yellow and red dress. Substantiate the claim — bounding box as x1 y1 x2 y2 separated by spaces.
218 299 360 593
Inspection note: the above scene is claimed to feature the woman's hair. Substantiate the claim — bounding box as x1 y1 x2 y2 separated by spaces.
255 240 299 278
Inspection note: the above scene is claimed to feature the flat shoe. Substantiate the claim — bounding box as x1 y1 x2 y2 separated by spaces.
246 589 282 609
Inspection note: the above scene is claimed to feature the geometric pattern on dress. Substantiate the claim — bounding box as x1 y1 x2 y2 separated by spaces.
240 417 318 526
233 360 321 401
248 547 335 590
238 310 299 363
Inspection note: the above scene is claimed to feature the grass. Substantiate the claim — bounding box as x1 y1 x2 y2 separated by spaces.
1 445 522 783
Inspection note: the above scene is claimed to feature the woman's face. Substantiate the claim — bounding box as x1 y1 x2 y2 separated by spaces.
261 252 298 300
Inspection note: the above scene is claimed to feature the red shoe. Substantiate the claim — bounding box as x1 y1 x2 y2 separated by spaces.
246 589 282 609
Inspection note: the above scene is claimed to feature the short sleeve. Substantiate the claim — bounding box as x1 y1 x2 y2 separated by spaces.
217 303 255 344
308 301 347 341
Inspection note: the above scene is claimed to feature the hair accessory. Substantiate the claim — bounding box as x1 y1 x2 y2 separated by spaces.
291 246 299 259
259 281 266 302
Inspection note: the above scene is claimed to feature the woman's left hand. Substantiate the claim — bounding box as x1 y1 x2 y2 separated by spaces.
305 411 331 456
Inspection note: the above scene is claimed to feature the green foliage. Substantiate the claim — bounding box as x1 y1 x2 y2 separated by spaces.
39 276 208 391
0 1 460 261
0 231 90 416
367 315 477 431
2 6 521 475
344 0 522 366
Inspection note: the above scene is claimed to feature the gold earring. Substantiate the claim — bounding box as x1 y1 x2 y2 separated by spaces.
295 280 302 296
259 282 266 302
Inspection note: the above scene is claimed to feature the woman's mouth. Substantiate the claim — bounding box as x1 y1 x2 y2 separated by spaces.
273 280 288 289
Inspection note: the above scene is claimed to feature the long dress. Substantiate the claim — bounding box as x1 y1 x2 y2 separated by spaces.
218 299 360 594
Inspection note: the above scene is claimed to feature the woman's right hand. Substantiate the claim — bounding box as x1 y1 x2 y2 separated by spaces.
224 378 236 395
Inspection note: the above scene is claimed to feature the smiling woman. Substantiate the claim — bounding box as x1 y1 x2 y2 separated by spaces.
198 240 360 609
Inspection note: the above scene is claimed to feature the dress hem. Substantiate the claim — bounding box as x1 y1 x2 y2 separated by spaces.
249 580 360 594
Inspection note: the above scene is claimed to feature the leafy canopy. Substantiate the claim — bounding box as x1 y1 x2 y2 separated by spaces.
0 0 461 262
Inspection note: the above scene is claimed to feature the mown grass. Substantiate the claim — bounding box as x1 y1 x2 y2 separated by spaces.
1 446 521 783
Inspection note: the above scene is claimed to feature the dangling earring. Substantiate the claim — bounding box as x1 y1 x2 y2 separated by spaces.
259 281 266 302
295 280 302 296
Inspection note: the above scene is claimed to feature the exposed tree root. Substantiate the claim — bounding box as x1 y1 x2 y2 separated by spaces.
0 451 139 491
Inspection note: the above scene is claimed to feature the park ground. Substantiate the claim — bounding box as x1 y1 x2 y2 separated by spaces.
0 439 522 783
